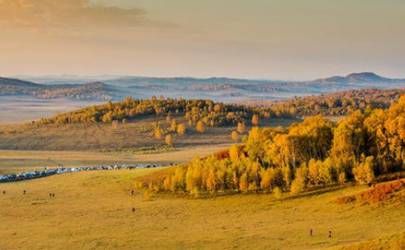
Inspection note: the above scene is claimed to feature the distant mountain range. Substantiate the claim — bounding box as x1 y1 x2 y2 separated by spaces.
0 77 114 100
311 72 401 84
1 72 404 101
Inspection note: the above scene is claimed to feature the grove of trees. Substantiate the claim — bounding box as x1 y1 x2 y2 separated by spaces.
137 95 405 196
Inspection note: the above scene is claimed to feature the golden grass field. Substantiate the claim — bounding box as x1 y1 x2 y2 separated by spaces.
0 116 298 151
0 144 230 174
0 168 404 250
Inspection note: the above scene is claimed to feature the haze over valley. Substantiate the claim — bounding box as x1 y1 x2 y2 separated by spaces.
1 72 404 123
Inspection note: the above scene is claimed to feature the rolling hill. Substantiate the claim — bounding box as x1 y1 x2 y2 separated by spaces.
2 72 404 102
0 77 114 101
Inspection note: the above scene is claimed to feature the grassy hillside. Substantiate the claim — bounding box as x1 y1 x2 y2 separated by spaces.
0 169 403 249
0 115 296 151
1 90 402 151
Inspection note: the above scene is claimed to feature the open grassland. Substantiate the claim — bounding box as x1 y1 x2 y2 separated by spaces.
0 116 297 151
0 144 230 175
0 169 404 250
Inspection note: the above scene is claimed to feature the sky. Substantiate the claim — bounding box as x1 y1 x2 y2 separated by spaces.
0 0 405 80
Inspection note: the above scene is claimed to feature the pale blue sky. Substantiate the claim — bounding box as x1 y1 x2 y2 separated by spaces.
1 0 405 79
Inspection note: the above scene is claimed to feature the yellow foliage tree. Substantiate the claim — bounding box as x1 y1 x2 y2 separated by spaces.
239 173 248 193
231 131 239 142
353 156 375 184
237 122 246 134
291 164 308 194
229 145 240 162
176 123 187 135
252 114 260 126
170 119 177 132
165 134 174 146
260 168 275 192
206 168 217 192
196 121 206 133
154 126 164 140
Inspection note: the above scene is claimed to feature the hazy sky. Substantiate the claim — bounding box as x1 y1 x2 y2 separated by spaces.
1 0 405 80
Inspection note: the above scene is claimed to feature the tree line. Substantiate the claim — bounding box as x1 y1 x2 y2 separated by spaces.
36 97 265 125
244 88 405 117
136 95 405 196
35 89 404 129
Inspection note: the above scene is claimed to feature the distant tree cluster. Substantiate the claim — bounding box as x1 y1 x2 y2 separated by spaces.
34 89 404 129
36 97 266 128
137 95 405 196
246 88 405 117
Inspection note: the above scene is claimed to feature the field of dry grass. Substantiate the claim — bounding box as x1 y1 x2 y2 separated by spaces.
0 116 297 151
0 169 404 249
0 144 230 175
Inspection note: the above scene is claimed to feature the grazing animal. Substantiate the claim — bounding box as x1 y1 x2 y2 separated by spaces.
132 208 136 213
2 190 5 195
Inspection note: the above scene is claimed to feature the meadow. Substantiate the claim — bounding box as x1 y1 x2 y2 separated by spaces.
0 169 403 249
0 144 230 175
0 115 297 151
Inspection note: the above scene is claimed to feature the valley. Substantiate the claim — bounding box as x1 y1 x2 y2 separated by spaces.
0 76 404 250
1 72 404 124
2 2 405 249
